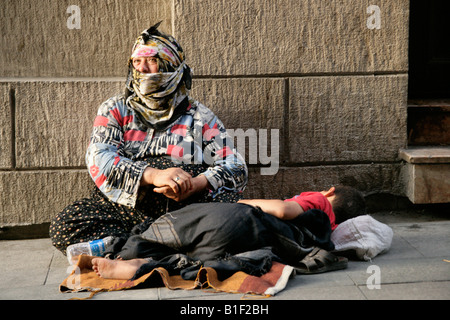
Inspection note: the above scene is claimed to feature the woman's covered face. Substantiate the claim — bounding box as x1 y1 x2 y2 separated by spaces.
132 56 159 74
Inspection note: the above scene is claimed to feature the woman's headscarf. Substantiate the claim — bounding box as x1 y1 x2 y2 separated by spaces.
125 21 193 128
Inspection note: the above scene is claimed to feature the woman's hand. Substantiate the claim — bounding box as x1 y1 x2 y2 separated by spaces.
141 167 193 195
153 175 210 202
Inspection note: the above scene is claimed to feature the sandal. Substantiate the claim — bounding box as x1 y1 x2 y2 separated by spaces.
294 247 348 274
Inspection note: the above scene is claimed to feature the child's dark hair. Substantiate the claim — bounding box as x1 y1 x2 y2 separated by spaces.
332 186 366 224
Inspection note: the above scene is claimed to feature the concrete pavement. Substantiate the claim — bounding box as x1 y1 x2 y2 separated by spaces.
0 212 449 301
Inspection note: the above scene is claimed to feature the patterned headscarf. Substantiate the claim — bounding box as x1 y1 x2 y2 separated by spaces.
125 22 192 128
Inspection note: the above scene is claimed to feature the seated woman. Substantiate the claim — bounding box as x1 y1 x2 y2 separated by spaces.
50 22 247 254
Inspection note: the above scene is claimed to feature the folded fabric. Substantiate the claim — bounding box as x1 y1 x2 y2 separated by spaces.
331 215 393 261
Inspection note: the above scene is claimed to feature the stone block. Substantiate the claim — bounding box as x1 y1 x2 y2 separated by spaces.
15 80 123 168
288 75 408 163
0 170 91 226
0 83 12 168
192 78 285 129
191 78 286 168
399 147 450 204
0 0 172 77
174 0 409 75
401 163 450 204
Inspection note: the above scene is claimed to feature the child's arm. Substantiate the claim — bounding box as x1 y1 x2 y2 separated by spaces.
238 199 304 220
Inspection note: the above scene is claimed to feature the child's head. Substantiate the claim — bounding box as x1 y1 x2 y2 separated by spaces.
327 186 366 224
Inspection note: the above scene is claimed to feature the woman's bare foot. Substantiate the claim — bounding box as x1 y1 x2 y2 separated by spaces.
91 258 148 280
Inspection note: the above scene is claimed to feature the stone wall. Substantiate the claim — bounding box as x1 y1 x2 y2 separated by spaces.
0 0 410 230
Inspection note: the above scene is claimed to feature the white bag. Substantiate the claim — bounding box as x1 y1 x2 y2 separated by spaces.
331 215 393 261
